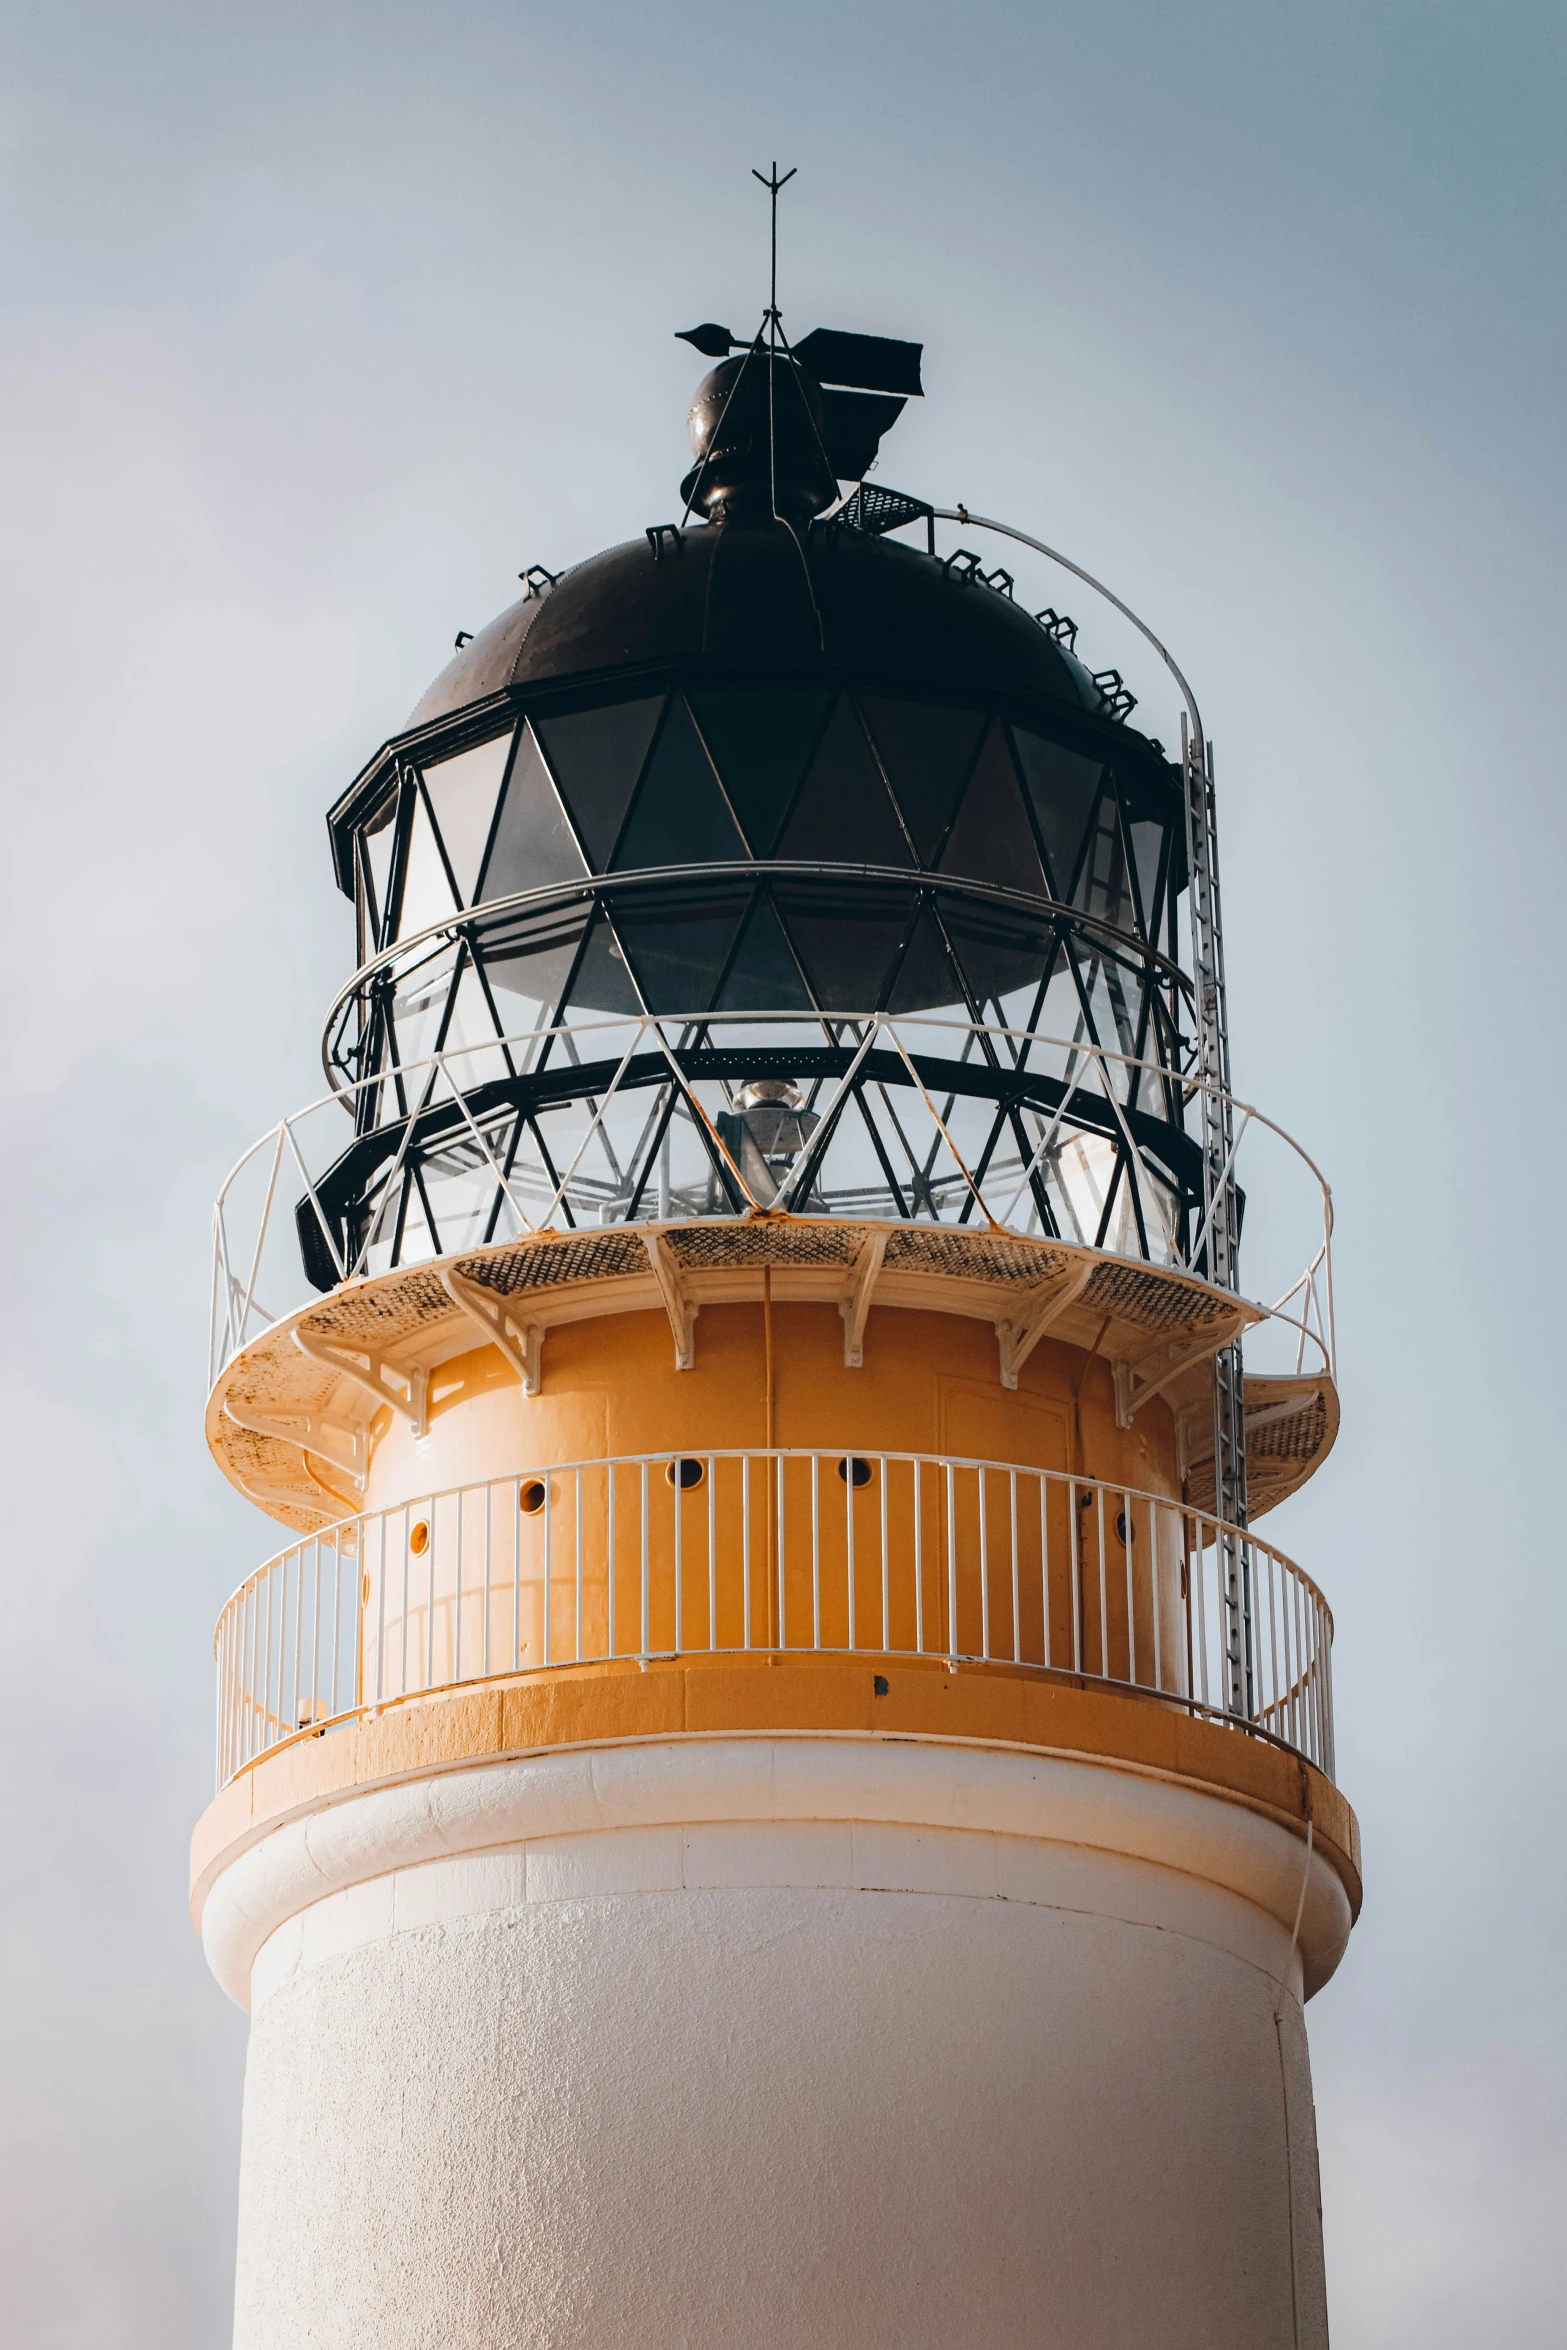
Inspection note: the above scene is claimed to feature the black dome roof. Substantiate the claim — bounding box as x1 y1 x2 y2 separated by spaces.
408 520 1116 736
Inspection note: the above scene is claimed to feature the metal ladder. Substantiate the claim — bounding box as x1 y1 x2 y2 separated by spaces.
1182 716 1254 1720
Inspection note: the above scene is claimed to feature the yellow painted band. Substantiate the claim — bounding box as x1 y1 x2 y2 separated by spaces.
191 1652 1360 1926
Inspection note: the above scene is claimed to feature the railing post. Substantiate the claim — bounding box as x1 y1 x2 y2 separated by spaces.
639 1462 649 1660
811 1455 822 1652
945 1462 958 1667
605 1468 614 1662
741 1456 751 1652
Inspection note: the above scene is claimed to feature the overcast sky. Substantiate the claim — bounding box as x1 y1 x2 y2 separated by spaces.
1 4 1563 2343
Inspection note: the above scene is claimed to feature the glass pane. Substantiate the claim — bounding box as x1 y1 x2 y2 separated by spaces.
803 1091 911 1221
936 891 1052 1015
689 687 830 856
612 696 746 871
1140 986 1185 1093
938 720 1049 898
397 784 460 941
360 791 398 943
614 889 748 1016
859 1081 975 1224
427 958 507 1087
421 731 514 904
1012 729 1103 897
859 696 986 864
1050 1130 1129 1252
558 907 644 1018
1052 937 1136 1086
536 696 664 870
775 696 913 867
1074 789 1137 935
385 981 445 1073
480 902 591 1031
774 880 914 1013
885 905 965 1015
480 724 587 904
1026 963 1093 1073
1075 944 1144 1065
714 892 815 1012
1129 818 1166 940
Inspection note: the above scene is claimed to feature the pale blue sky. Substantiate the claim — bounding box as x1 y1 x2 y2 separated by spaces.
1 5 1563 2342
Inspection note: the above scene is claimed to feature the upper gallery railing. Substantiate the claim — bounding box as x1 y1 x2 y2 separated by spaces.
209 1012 1334 1386
212 1453 1334 1790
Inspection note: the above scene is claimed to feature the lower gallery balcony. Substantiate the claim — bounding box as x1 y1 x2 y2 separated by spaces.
207 1445 1337 1811
194 1436 1361 2032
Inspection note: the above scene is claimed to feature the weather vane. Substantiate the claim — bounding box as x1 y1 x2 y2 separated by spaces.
671 168 924 529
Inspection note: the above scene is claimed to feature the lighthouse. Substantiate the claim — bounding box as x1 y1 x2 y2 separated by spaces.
192 251 1358 2349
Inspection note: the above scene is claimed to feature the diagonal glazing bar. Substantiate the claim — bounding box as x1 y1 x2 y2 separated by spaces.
645 1020 764 1212
880 1021 996 1228
532 1022 654 1229
439 1062 540 1241
772 1020 884 1210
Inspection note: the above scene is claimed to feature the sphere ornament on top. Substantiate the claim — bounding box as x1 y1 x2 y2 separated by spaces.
682 347 839 522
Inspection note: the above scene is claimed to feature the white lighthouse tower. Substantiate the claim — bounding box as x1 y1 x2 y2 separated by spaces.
193 275 1357 2348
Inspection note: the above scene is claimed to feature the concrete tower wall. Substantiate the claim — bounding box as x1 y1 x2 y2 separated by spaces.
207 1736 1348 2350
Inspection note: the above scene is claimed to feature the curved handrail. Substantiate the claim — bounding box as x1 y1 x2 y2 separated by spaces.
209 1008 1335 1387
210 1454 1335 1787
224 1010 1325 1203
929 507 1206 749
215 1452 1335 1634
318 860 1195 1097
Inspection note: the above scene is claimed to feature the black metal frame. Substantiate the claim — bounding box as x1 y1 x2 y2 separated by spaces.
308 566 1215 1323
294 1032 1215 1295
330 859 1187 1074
326 653 1181 901
309 662 1203 1293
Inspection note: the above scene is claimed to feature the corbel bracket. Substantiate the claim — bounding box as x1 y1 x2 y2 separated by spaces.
1175 1398 1206 1483
233 1470 339 1522
222 1398 369 1492
995 1259 1096 1390
294 1326 429 1437
839 1227 889 1367
1238 1387 1323 1439
1112 1315 1242 1431
1175 1381 1322 1477
643 1231 696 1370
441 1265 544 1395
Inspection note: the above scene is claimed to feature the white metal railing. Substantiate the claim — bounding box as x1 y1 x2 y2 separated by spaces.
212 1452 1334 1788
209 1011 1335 1387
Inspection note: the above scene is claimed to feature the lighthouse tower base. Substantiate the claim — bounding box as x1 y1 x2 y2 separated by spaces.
199 1718 1354 2350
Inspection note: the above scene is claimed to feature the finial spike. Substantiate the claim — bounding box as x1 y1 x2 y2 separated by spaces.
750 162 797 327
